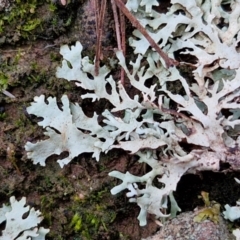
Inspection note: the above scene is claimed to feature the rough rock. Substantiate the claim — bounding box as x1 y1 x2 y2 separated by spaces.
143 211 235 240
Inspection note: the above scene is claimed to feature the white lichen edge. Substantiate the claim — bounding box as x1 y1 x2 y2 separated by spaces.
223 178 240 239
0 196 49 240
25 0 240 226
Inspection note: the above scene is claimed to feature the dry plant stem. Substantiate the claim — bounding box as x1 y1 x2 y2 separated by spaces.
114 0 179 68
161 106 191 121
111 0 122 50
2 90 16 99
120 4 126 56
94 0 100 31
94 0 107 76
111 0 126 85
120 1 126 85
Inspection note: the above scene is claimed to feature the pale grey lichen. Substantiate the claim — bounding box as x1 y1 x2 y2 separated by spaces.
223 178 240 239
0 196 49 240
25 0 240 226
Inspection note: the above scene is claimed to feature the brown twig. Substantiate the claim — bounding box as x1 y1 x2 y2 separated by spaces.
120 1 126 57
94 0 100 31
161 106 191 121
111 0 121 50
114 0 179 68
111 0 126 85
94 0 107 76
120 0 126 85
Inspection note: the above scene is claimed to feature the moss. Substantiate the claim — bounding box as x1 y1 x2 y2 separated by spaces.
50 52 61 62
0 48 25 90
70 213 82 232
0 71 8 91
0 0 80 43
0 112 6 121
193 191 221 224
0 0 44 39
69 187 117 239
48 2 58 12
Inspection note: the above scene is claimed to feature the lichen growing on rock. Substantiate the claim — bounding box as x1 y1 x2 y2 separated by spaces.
25 0 240 227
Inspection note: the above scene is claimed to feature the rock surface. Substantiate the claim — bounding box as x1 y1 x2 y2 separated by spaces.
143 211 235 240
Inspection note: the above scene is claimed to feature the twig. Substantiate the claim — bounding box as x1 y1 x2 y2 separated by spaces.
114 0 179 68
94 0 107 76
111 0 126 85
120 1 126 57
161 106 191 121
120 0 126 85
1 90 16 99
94 0 99 32
111 0 121 50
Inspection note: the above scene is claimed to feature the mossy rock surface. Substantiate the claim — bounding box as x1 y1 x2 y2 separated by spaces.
0 0 240 239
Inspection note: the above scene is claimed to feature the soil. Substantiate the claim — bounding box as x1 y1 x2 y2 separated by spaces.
0 0 240 239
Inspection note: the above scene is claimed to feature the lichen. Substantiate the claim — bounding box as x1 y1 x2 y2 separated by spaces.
0 196 49 239
25 0 240 227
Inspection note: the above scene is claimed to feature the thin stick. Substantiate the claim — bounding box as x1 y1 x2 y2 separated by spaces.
120 2 126 56
111 0 126 84
111 0 121 50
120 2 126 84
114 0 178 68
2 90 16 99
94 0 100 31
95 0 107 76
